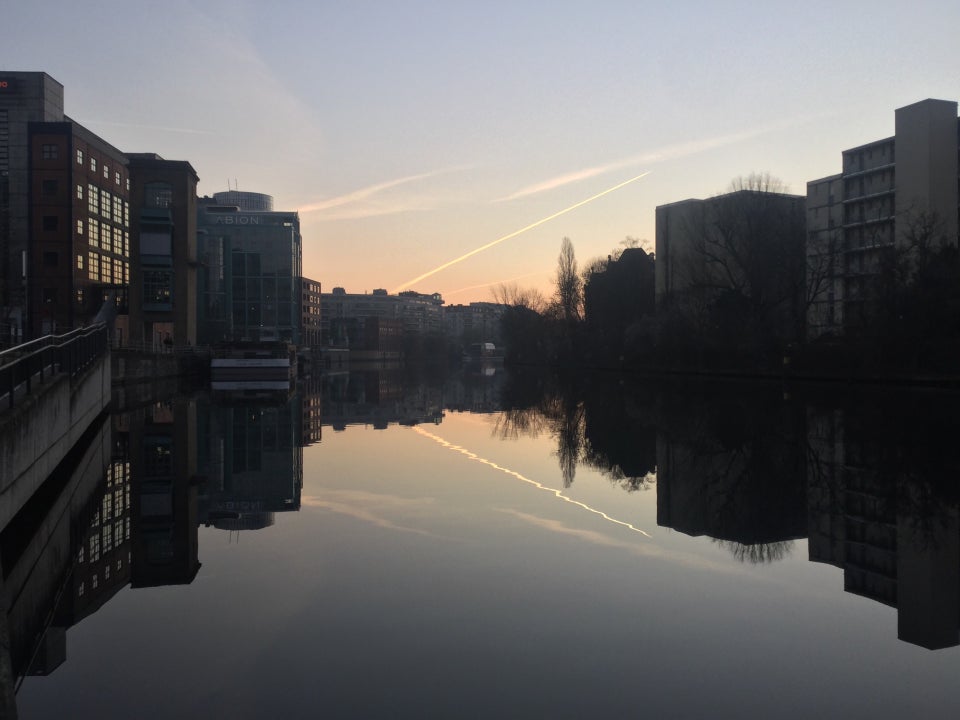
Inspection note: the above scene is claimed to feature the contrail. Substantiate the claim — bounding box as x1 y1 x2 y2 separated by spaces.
392 171 650 293
411 426 652 538
444 270 549 297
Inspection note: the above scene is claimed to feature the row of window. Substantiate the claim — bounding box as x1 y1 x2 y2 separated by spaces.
77 556 128 599
79 218 129 256
83 518 130 566
76 148 129 190
88 252 130 285
86 184 129 226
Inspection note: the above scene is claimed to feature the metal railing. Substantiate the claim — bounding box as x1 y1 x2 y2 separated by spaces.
0 323 109 411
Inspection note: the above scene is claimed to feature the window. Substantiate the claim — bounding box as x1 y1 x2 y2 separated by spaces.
41 143 58 160
113 197 122 225
101 225 111 252
101 191 112 219
144 270 173 305
42 251 58 267
115 171 121 185
145 182 173 208
76 287 84 305
90 157 97 173
42 215 58 231
88 184 99 214
42 287 58 304
89 219 100 248
77 219 83 236
103 164 109 179
77 254 84 270
42 179 57 196
76 183 83 200
89 252 100 281
76 149 84 165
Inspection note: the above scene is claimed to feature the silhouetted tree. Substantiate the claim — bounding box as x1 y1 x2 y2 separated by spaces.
665 173 806 367
553 237 582 327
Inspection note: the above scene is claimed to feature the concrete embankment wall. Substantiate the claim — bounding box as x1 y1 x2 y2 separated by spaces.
1 414 110 678
0 355 111 531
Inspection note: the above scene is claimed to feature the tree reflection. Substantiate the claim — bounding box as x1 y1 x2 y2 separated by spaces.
714 539 795 564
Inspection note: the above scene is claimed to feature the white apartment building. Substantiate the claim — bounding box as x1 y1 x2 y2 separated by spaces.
806 99 959 339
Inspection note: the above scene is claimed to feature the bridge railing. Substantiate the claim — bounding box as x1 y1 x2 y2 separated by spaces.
0 323 109 411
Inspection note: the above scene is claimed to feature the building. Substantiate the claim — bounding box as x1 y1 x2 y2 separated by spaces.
321 287 443 349
196 193 302 345
1 72 130 342
655 187 806 349
300 276 322 348
443 301 504 347
806 99 960 339
126 154 199 349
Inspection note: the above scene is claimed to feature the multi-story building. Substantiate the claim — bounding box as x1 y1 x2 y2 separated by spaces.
806 99 960 339
655 188 806 349
443 301 504 347
196 192 302 345
1 72 130 341
125 154 199 349
321 287 443 348
300 276 322 348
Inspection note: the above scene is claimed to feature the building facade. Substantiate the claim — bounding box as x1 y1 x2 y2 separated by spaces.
126 154 199 349
321 287 443 348
806 99 960 339
1 72 130 341
196 196 302 345
300 276 322 348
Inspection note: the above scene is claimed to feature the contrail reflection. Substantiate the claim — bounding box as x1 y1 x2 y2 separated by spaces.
411 426 652 539
393 171 650 292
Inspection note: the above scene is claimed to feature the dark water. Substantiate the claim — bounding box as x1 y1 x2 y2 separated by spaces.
5 368 960 718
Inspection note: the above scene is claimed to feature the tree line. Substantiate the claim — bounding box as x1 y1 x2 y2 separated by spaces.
492 175 960 379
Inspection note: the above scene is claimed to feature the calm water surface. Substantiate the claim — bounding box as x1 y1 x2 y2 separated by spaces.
9 370 960 718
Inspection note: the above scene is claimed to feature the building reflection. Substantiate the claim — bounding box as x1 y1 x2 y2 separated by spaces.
127 398 201 587
322 369 442 429
2 385 316 692
649 384 960 651
196 391 304 531
498 376 960 651
806 397 960 650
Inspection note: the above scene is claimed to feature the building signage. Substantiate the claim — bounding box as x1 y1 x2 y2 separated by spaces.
214 215 261 225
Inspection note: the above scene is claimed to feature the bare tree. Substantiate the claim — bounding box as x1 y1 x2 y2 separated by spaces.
680 174 806 355
554 237 583 326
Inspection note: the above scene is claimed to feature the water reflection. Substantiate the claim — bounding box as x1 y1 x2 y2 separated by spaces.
498 373 960 651
3 367 959 716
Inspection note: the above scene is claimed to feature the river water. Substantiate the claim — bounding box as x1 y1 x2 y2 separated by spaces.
8 368 960 718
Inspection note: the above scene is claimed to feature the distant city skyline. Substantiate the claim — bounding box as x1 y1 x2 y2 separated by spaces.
5 0 958 302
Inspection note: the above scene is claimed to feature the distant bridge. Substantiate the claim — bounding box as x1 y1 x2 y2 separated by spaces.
0 325 111 531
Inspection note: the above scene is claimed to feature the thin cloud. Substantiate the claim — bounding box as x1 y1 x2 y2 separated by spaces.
78 119 216 136
299 166 467 216
497 116 825 202
443 270 550 297
301 490 438 537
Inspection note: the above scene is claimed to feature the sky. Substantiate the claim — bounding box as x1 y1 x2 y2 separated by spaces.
4 1 959 304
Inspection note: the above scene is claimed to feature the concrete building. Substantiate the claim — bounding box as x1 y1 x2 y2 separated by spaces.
655 188 806 349
443 301 504 347
126 154 199 349
321 287 443 348
300 276 322 348
1 72 130 342
806 99 960 339
196 194 302 345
